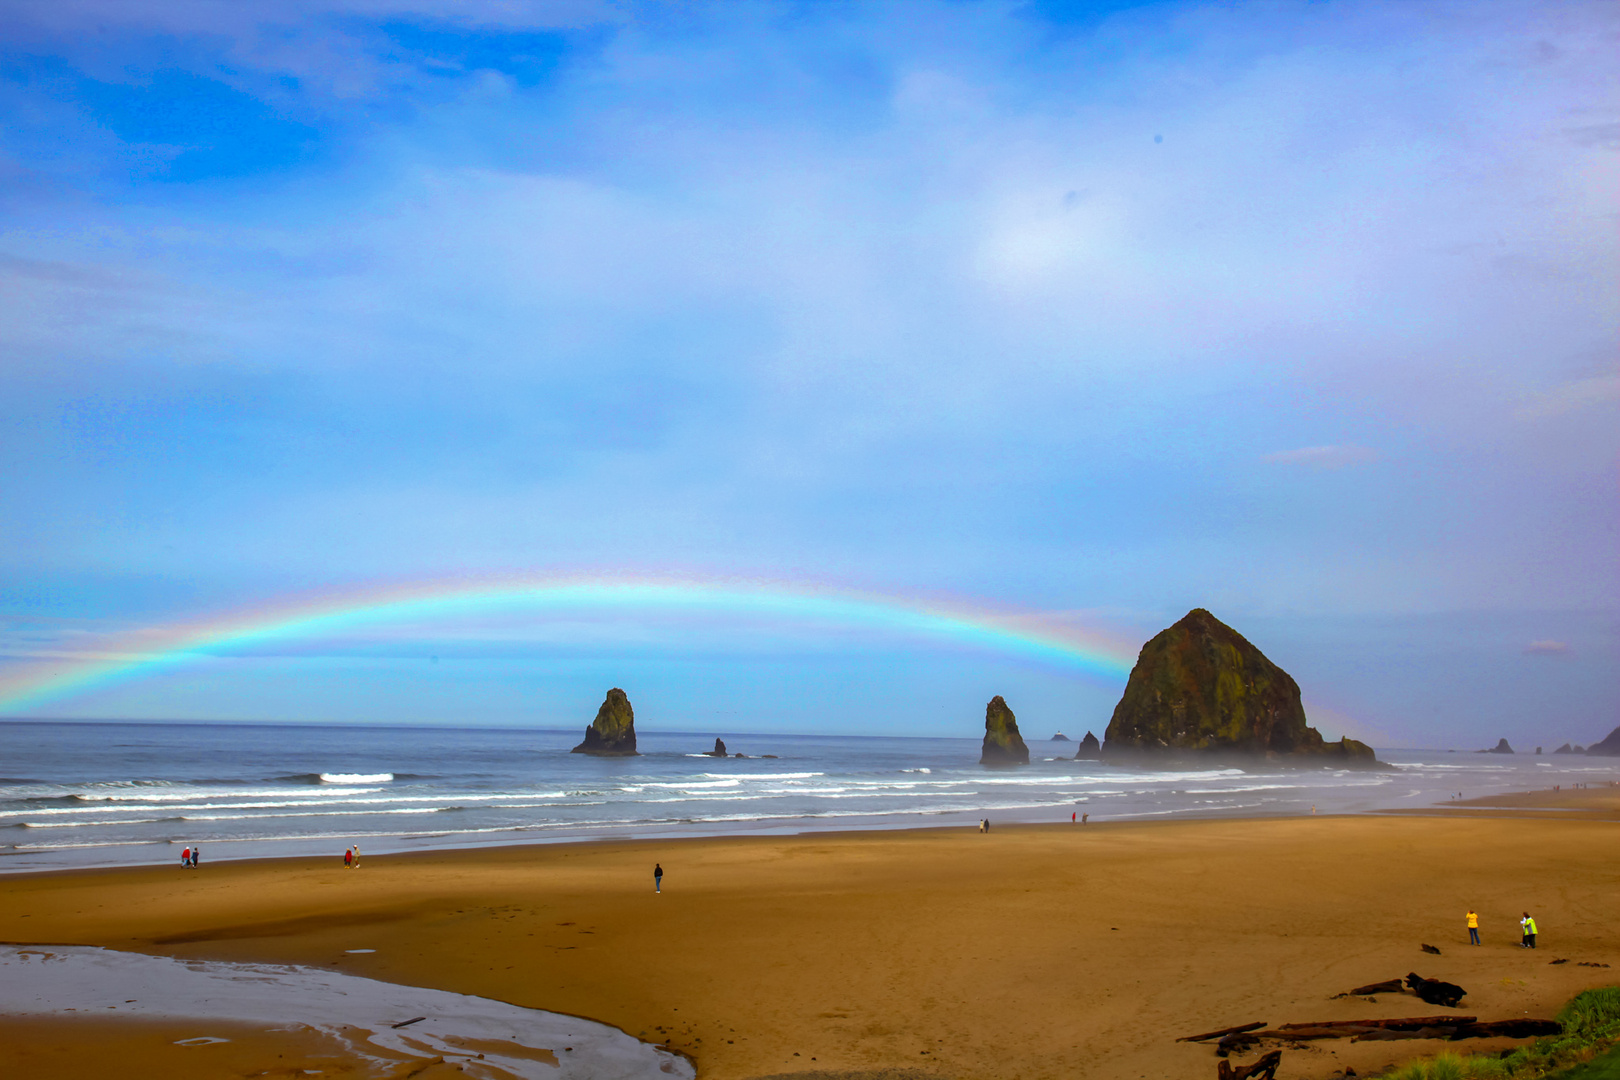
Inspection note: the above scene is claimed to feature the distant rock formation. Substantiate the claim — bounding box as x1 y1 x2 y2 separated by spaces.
1073 731 1102 760
570 688 639 756
1586 726 1620 756
980 696 1030 766
1102 609 1379 767
1553 743 1583 754
1478 738 1514 755
1051 732 1071 742
705 738 728 757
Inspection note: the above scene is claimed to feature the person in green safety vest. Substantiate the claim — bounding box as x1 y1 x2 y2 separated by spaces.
1520 912 1538 948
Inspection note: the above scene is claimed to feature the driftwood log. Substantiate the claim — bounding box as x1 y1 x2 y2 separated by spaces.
1179 1022 1267 1043
1215 1031 1263 1056
1193 1014 1557 1051
1280 1016 1474 1031
1337 978 1405 997
1421 943 1442 955
1217 1050 1282 1080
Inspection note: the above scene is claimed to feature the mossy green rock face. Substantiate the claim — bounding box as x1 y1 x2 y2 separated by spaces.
1104 609 1377 766
571 688 639 756
980 695 1031 766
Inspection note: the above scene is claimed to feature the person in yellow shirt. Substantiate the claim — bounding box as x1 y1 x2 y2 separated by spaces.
1466 909 1480 946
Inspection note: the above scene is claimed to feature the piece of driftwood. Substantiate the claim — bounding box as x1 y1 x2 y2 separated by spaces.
1280 1016 1475 1031
1406 972 1466 1008
1215 1031 1263 1057
1578 962 1611 968
1452 1020 1561 1039
1338 978 1404 997
1180 1021 1267 1043
391 1016 428 1029
1217 1050 1283 1080
1421 943 1442 955
1353 1026 1457 1042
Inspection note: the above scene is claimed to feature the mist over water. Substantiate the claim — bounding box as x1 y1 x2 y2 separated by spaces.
4 721 1617 872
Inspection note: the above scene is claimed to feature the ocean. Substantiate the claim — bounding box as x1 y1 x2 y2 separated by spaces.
4 720 1617 873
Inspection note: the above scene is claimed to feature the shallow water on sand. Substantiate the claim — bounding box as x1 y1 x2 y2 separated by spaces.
0 944 692 1080
3 721 1617 871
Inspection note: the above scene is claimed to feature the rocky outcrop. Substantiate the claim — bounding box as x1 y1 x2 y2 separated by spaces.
1073 731 1102 760
1478 738 1514 755
1586 726 1620 756
1051 732 1071 742
1103 609 1379 767
1553 743 1582 754
980 696 1030 766
705 738 728 757
570 688 639 756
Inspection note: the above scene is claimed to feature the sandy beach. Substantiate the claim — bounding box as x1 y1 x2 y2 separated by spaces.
3 793 1618 1080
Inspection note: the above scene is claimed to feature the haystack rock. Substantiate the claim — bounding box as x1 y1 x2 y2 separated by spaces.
1102 609 1379 767
570 688 639 756
1051 732 1071 742
980 696 1030 766
1073 731 1102 760
1478 738 1514 755
1586 726 1620 756
705 738 728 757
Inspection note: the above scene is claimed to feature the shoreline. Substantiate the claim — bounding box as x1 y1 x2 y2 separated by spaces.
4 786 1619 1079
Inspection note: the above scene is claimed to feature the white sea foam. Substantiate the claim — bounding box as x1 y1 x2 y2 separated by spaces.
0 945 691 1080
319 772 395 784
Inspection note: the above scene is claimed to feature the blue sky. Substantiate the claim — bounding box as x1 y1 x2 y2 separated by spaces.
0 0 1615 746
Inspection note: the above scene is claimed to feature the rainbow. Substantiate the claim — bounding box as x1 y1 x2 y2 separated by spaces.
0 571 1140 715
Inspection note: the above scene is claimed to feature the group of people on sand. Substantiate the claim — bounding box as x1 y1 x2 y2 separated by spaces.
178 845 200 868
1465 908 1539 948
343 845 361 868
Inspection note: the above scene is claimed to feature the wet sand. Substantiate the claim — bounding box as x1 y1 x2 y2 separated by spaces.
3 799 1618 1079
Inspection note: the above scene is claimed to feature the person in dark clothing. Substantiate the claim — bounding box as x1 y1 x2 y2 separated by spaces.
654 863 663 893
191 844 199 868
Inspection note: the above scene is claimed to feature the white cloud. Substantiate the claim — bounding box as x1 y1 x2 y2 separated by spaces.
1524 639 1571 655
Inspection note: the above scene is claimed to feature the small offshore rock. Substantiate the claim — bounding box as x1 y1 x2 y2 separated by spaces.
1478 738 1514 755
570 688 639 756
705 738 728 757
1073 731 1102 760
980 696 1031 766
1051 732 1071 742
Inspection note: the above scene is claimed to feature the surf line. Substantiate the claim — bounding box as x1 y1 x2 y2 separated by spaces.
0 571 1138 713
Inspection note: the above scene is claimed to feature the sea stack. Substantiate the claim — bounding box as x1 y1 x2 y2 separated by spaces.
1585 726 1620 756
570 688 639 756
1479 738 1514 755
980 696 1030 766
706 738 728 757
1103 608 1378 766
1073 731 1101 760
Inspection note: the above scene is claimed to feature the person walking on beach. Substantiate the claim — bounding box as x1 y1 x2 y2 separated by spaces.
181 846 191 869
191 844 199 868
654 863 663 893
351 844 360 868
1521 912 1538 949
344 847 353 869
1466 909 1480 946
